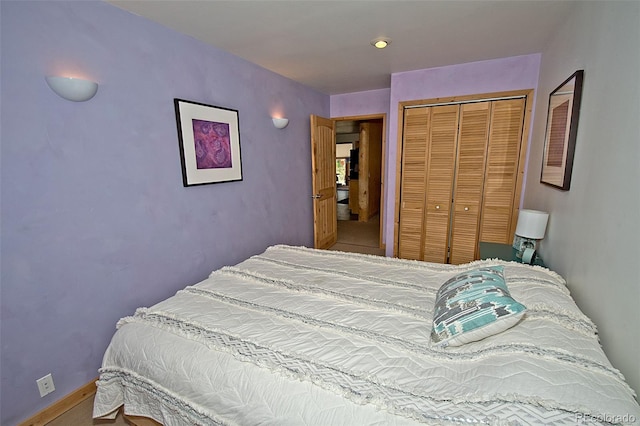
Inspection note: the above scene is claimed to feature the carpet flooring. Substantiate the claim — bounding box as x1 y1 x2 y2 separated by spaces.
329 214 384 256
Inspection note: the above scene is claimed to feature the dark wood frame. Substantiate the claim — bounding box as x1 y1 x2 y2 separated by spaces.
540 70 584 191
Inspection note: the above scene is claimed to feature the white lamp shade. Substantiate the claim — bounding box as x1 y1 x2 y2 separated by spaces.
272 118 289 129
45 76 98 102
515 209 549 239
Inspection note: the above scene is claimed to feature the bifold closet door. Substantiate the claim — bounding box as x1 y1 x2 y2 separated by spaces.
479 98 526 244
449 102 490 265
398 107 429 260
397 95 528 264
422 105 458 263
398 105 458 262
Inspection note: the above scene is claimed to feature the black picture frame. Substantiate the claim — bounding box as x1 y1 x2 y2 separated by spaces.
540 70 584 190
174 98 242 187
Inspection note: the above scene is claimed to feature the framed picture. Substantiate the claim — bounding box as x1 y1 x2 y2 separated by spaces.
174 98 242 187
540 70 584 190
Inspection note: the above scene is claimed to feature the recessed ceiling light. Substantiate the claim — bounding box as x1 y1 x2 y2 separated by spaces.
371 37 391 49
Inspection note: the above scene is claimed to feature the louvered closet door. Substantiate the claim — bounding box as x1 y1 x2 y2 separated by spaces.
449 102 490 265
422 105 459 263
398 108 429 260
480 98 526 243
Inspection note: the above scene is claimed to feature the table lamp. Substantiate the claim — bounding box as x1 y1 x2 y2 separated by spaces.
515 209 549 259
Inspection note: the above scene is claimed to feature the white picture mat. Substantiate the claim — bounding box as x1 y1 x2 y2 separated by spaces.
540 92 574 186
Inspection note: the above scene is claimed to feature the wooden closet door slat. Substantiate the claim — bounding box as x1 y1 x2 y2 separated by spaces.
480 98 526 244
450 102 490 265
398 108 429 260
423 105 459 263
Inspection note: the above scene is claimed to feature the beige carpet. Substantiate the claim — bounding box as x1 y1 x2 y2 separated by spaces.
329 242 385 256
330 215 384 256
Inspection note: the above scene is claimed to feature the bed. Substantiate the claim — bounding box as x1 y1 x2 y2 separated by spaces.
93 245 640 425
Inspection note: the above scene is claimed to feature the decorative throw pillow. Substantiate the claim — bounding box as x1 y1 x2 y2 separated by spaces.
431 266 526 347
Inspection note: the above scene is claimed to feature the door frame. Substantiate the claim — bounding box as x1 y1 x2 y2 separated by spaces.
331 113 387 250
393 89 535 257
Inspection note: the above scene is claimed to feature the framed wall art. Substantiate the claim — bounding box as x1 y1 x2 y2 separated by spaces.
540 70 584 190
174 98 242 187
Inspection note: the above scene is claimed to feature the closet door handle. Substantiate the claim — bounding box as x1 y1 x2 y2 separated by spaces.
435 205 440 210
464 207 469 211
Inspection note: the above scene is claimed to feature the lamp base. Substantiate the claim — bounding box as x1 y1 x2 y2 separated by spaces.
516 239 535 259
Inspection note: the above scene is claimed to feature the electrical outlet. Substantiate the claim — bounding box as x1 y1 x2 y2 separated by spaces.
36 373 55 397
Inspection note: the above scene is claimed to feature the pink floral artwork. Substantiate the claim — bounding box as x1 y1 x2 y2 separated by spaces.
192 119 232 169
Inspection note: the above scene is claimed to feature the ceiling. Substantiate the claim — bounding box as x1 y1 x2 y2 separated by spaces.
108 0 578 95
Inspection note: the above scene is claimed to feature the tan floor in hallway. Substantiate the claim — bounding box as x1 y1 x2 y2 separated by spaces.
328 241 385 256
329 208 385 256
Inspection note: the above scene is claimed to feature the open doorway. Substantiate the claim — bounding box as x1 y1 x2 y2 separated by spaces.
332 116 385 255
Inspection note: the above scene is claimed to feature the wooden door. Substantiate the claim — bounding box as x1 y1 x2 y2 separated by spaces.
398 108 430 260
479 98 526 243
449 102 490 265
358 121 383 222
422 105 459 263
358 123 370 221
310 115 337 249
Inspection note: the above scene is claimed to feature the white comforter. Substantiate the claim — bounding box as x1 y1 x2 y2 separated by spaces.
94 245 640 425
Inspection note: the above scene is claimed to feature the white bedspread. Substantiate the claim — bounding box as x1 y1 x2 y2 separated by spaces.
94 245 640 425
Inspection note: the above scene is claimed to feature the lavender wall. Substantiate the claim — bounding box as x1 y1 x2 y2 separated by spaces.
330 88 391 118
0 1 327 424
384 54 542 256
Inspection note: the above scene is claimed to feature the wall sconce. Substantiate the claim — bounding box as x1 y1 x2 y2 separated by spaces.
45 76 98 102
514 209 549 261
272 117 289 129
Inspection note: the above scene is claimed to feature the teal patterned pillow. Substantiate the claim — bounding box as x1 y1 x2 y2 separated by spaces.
431 266 526 347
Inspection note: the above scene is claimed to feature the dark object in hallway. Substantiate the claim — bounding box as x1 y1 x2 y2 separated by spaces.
349 148 359 179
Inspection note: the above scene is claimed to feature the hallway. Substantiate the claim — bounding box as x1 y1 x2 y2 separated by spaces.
329 187 384 256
